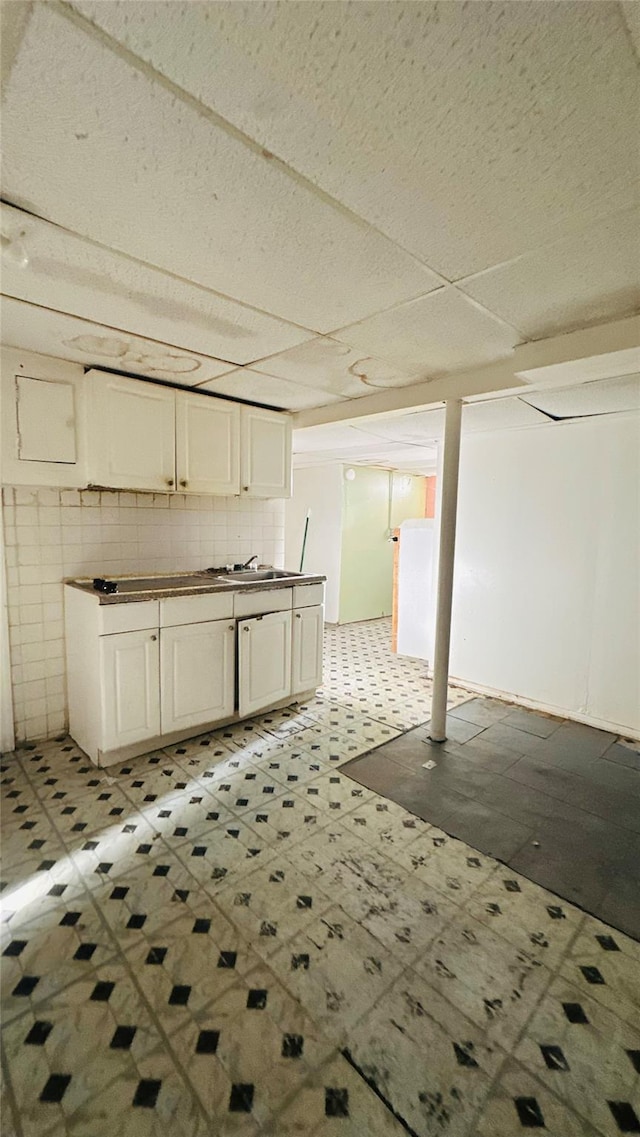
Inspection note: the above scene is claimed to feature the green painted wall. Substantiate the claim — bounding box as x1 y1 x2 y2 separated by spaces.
339 467 426 624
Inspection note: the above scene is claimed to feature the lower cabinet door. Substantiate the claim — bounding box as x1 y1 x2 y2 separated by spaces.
292 605 324 694
160 618 236 734
100 629 161 751
238 610 292 718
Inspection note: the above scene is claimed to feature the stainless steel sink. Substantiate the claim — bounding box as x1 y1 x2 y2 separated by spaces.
217 569 304 583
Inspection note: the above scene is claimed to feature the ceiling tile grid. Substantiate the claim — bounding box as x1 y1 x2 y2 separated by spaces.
0 296 235 386
0 204 313 366
460 207 640 341
332 288 525 376
1 4 441 333
71 0 639 277
0 0 638 418
194 367 345 411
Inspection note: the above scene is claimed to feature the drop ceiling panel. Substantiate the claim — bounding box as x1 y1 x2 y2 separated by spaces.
334 290 523 376
195 368 344 411
251 337 421 399
521 375 640 418
2 6 440 335
0 204 310 365
73 0 638 279
292 423 380 455
462 398 548 432
0 296 233 386
461 209 640 341
516 347 640 388
348 408 446 445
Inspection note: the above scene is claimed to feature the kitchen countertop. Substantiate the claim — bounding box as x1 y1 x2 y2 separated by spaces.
65 570 326 604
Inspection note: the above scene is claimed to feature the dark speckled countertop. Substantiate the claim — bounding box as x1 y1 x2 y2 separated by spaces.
65 570 325 604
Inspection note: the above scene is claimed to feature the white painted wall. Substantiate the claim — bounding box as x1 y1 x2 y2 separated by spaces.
285 466 343 623
450 411 640 736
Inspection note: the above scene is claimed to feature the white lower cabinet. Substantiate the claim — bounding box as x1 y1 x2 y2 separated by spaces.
160 619 235 733
238 610 292 717
292 605 324 695
65 581 323 766
99 628 161 751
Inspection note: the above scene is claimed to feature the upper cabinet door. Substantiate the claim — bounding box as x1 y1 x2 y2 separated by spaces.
85 371 176 492
175 391 240 496
240 406 292 498
1 349 87 487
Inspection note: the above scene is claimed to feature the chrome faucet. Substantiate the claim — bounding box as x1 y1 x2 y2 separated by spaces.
242 554 259 569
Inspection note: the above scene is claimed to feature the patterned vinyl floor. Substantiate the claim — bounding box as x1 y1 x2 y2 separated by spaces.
1 618 638 1136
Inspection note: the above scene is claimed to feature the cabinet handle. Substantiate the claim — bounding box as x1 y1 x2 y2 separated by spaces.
150 634 157 641
166 478 174 487
180 479 187 488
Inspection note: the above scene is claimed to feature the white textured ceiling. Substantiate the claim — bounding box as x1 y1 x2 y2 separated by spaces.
1 0 638 416
0 296 233 386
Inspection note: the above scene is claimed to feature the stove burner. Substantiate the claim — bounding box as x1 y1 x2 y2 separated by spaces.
93 578 118 594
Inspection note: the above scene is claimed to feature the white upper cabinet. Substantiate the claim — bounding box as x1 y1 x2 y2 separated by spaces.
86 371 176 491
175 390 240 496
1 348 87 486
3 357 291 497
241 405 292 498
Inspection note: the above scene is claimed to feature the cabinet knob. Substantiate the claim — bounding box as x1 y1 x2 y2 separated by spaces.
243 626 250 632
228 624 235 631
166 478 174 487
243 486 249 492
180 479 187 488
295 613 301 618
150 634 157 641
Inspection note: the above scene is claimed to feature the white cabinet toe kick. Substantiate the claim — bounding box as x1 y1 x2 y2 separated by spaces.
64 581 324 767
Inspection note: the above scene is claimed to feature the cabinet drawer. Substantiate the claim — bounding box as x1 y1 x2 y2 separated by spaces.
292 583 324 609
98 601 159 635
234 587 293 619
160 592 234 627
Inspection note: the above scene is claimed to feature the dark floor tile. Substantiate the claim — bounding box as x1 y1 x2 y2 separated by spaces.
423 716 487 744
387 777 472 829
504 755 589 803
476 722 544 756
560 720 618 746
344 752 425 799
507 844 611 914
500 707 563 738
414 752 500 801
577 758 640 803
475 774 586 830
449 698 511 728
535 722 617 763
440 798 533 861
564 778 640 836
601 743 640 772
361 734 463 776
445 738 521 774
598 875 640 942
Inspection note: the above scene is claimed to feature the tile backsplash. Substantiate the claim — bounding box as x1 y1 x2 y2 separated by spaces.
2 486 285 743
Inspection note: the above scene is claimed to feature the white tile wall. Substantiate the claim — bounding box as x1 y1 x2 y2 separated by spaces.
2 486 285 743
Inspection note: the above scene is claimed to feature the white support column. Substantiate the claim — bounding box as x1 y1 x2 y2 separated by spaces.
429 398 462 743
